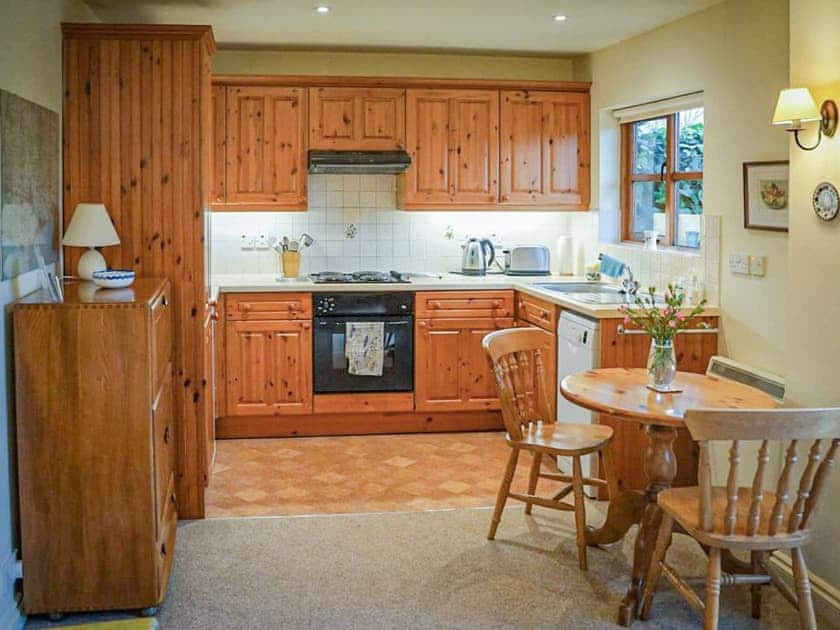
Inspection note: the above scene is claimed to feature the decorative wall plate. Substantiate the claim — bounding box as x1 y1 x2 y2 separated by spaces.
813 182 839 221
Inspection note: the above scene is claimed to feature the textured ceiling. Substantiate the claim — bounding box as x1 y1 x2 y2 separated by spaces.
83 0 723 55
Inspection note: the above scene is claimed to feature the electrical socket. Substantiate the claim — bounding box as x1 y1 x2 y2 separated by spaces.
255 234 271 250
240 234 256 250
749 255 766 277
728 252 750 275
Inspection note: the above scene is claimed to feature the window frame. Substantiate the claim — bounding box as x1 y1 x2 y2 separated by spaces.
620 111 703 247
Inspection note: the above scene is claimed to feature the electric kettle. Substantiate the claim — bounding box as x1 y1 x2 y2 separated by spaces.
461 237 495 276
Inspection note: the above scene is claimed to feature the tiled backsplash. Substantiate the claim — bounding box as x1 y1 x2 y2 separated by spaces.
211 174 599 276
599 215 721 304
210 174 720 303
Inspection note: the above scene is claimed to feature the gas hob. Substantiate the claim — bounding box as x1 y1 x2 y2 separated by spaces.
309 270 411 284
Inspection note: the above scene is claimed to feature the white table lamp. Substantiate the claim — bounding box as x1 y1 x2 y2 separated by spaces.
63 203 120 280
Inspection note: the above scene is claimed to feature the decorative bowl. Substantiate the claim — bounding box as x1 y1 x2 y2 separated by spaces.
92 269 136 289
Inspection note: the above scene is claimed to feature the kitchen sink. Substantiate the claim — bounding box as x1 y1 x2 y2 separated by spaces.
535 282 623 294
534 282 665 306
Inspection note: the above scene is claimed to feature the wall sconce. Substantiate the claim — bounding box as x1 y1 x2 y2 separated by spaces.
772 87 837 151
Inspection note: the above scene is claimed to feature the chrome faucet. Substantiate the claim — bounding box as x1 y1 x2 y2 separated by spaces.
621 265 640 299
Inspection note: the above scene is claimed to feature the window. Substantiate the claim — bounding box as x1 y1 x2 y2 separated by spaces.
621 107 704 248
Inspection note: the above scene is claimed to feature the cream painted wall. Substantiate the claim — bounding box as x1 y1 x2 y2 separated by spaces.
213 48 574 81
0 1 98 627
787 0 840 588
583 0 790 378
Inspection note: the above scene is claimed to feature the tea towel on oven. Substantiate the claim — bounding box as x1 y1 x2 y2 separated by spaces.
345 322 385 376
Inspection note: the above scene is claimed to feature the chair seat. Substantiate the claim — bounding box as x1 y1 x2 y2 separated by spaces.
658 486 808 550
509 421 613 456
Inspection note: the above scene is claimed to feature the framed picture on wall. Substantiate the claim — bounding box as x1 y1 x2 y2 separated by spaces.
743 160 790 232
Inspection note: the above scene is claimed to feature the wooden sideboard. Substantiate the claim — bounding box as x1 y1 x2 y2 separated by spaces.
14 279 175 616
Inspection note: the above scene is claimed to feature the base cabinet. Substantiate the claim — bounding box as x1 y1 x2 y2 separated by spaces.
415 317 513 411
225 319 313 416
598 317 719 492
13 279 175 615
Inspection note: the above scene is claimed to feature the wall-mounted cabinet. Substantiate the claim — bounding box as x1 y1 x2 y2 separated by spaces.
500 90 590 209
216 86 308 210
210 76 590 211
400 89 499 208
309 87 405 150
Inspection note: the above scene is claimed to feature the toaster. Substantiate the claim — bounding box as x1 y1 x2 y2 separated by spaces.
503 245 551 276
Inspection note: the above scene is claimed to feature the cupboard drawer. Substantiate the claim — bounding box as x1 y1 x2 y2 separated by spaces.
415 291 514 319
151 286 172 388
515 292 558 331
225 293 312 320
153 373 175 526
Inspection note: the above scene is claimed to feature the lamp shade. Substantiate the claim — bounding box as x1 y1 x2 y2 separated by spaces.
62 203 120 247
772 88 821 126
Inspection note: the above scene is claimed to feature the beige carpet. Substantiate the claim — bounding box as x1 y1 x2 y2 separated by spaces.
27 505 816 629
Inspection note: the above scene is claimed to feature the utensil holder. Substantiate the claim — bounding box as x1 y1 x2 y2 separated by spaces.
281 251 301 279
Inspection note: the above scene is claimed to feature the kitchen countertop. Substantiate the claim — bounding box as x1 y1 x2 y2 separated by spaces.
211 273 719 320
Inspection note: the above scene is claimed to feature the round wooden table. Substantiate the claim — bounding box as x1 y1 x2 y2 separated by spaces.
560 368 777 627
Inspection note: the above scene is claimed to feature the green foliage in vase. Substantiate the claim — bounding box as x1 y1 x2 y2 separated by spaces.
619 283 707 343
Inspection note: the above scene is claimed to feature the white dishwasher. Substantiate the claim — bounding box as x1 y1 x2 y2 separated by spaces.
556 311 601 482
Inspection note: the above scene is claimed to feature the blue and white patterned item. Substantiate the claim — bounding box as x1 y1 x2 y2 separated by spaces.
92 269 136 289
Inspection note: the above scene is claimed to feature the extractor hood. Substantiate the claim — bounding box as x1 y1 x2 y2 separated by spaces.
308 150 411 175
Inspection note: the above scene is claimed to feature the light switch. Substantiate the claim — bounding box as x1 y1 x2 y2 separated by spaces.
749 255 766 277
728 252 750 275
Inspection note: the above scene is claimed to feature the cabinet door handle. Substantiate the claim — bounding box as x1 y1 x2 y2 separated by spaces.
429 301 441 309
161 294 169 307
540 310 549 319
492 300 502 308
301 322 311 330
163 426 170 444
418 321 427 328
240 304 252 312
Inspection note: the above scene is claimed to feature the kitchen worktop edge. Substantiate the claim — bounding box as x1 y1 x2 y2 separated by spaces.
210 274 719 320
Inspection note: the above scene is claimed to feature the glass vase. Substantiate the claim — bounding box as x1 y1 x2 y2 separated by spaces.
647 339 677 392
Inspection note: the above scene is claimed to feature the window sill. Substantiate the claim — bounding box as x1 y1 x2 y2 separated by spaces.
610 240 702 257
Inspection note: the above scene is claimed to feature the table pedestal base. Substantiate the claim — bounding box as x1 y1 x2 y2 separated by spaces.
585 424 678 627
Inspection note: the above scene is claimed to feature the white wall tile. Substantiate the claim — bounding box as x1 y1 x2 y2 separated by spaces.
211 175 721 290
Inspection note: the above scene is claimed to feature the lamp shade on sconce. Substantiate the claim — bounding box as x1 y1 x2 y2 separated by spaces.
772 88 821 127
63 203 120 280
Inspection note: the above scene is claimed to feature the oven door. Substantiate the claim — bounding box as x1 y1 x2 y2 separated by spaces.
313 316 414 393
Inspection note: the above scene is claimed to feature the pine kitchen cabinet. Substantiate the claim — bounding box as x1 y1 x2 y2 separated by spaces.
514 291 559 419
500 90 590 209
13 279 176 616
309 87 405 150
224 293 313 416
400 89 500 208
221 86 308 210
596 316 719 493
414 291 514 411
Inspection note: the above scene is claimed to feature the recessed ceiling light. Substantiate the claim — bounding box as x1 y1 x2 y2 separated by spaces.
553 14 567 22
316 5 330 13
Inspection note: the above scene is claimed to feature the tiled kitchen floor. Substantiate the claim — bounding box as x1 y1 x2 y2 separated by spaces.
205 432 567 517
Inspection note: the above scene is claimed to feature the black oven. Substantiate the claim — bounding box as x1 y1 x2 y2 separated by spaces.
313 293 413 394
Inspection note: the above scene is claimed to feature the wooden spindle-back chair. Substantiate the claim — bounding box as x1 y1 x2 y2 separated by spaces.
640 408 840 629
482 327 618 570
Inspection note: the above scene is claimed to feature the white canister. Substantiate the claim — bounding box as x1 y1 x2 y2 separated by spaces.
556 235 574 275
644 230 658 251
